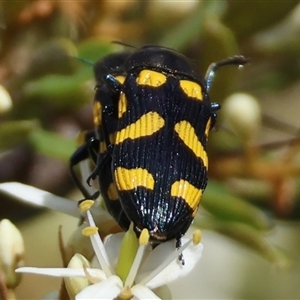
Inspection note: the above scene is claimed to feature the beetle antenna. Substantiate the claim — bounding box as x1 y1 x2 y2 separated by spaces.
111 40 137 49
72 56 94 66
205 55 250 92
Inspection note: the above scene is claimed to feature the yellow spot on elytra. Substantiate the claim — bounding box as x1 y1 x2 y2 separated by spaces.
118 93 127 118
170 179 203 211
75 131 86 147
82 226 98 236
98 133 116 154
136 69 167 87
93 101 102 127
205 117 212 137
113 75 126 119
115 75 126 84
114 167 155 191
174 120 208 168
179 80 202 100
107 182 119 201
192 206 199 217
99 140 107 154
115 112 165 144
139 229 150 245
109 132 117 144
79 200 94 212
193 230 202 245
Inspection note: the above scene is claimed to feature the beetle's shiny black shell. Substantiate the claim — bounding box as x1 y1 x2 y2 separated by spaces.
112 46 212 241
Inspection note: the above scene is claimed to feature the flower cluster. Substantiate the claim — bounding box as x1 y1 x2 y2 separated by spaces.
0 182 203 299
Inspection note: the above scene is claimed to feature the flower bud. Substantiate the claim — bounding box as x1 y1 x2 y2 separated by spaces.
65 224 94 263
64 253 90 299
0 85 12 114
0 219 25 288
222 93 261 145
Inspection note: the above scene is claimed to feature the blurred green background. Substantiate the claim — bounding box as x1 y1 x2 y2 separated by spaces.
1 0 300 299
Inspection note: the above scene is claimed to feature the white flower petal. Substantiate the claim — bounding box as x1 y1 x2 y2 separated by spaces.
16 267 106 280
102 233 124 267
16 267 83 277
76 275 122 299
136 239 177 280
153 285 172 300
0 182 79 217
131 284 161 300
138 242 204 289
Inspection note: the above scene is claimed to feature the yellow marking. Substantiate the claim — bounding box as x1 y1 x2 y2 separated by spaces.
107 182 119 201
75 131 86 147
171 179 203 211
115 112 165 144
118 92 127 118
114 167 155 191
99 140 107 154
98 133 117 155
115 75 125 84
192 206 199 217
93 101 102 127
136 69 167 87
109 132 117 145
174 120 208 168
179 80 202 100
205 117 211 137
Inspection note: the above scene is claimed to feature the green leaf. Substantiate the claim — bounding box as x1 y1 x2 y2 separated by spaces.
202 180 273 231
223 1 299 41
77 39 115 63
159 2 222 50
194 216 291 268
22 67 93 110
29 129 76 161
0 120 38 150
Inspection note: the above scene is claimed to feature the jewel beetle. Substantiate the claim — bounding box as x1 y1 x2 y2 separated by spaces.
96 45 249 246
71 45 248 248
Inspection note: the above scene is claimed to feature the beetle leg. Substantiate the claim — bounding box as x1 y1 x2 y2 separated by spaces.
175 234 185 265
86 151 111 186
70 132 99 198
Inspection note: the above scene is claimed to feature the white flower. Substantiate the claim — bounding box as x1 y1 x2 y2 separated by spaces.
0 182 80 218
75 201 204 299
2 189 203 299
